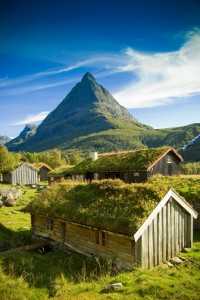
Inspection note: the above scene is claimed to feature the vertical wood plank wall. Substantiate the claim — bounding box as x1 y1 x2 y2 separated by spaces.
136 198 192 268
11 164 38 185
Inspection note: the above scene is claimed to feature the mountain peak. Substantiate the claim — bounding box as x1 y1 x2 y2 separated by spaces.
81 72 96 82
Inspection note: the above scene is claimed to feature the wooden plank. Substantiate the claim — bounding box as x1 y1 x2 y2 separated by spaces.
174 203 179 255
0 240 50 255
157 210 163 265
181 209 184 250
178 205 182 251
162 205 167 262
187 215 193 247
153 217 158 266
184 213 188 247
141 229 148 268
171 200 175 258
148 222 153 268
167 201 171 259
135 237 142 266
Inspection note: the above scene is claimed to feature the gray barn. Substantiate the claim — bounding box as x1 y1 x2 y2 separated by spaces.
3 163 38 185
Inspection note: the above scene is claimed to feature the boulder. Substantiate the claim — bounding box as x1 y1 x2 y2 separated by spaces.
4 198 17 207
101 282 123 293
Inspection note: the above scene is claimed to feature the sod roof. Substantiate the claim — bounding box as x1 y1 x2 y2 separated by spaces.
27 179 171 235
67 147 182 174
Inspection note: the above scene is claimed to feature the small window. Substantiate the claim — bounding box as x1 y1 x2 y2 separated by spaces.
46 218 54 231
134 172 139 176
94 229 108 247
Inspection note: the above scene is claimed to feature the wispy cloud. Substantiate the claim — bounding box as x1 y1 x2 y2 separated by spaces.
0 54 122 89
2 29 200 108
13 111 49 125
114 30 200 108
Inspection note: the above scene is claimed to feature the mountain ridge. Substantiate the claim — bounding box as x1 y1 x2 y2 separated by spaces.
5 73 200 161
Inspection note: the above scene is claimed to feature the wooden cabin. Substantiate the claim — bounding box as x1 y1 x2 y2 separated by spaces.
29 181 197 269
49 147 183 184
3 163 38 185
37 164 52 181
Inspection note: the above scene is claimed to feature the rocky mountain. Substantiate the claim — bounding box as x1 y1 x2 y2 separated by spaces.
0 135 11 145
6 72 151 152
5 72 200 161
180 133 200 162
6 124 37 150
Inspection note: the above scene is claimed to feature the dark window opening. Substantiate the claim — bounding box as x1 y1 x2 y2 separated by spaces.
46 218 54 231
94 229 108 247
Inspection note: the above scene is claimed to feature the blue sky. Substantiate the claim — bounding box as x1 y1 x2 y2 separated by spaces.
0 0 200 137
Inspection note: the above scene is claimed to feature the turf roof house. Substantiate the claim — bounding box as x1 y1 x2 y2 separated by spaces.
35 163 52 181
3 163 38 185
29 182 197 269
50 147 183 183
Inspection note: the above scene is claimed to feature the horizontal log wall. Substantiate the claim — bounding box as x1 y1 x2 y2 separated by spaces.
32 215 65 242
32 214 135 265
65 223 135 263
136 199 192 268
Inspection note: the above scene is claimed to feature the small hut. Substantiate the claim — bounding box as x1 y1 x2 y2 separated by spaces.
28 180 197 269
3 163 38 185
36 164 52 181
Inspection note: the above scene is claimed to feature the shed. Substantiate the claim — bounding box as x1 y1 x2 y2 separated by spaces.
53 147 183 183
36 164 52 181
28 180 197 269
3 163 38 185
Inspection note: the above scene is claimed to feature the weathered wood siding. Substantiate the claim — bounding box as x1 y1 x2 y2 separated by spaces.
135 198 192 268
65 222 135 264
148 151 181 179
31 214 135 266
3 164 38 185
31 214 65 242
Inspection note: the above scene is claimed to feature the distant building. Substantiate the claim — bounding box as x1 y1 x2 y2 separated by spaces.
3 163 38 185
49 147 183 184
36 164 52 181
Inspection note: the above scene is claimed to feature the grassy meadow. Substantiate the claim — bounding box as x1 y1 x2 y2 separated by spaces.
0 176 200 299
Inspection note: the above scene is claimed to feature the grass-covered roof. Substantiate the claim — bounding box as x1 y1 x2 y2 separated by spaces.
27 179 171 235
27 175 199 236
66 147 180 174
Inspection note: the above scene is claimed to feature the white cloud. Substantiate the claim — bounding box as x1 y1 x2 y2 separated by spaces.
14 111 49 125
114 31 200 108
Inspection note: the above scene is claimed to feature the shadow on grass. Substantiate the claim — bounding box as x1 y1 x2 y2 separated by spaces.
0 223 32 249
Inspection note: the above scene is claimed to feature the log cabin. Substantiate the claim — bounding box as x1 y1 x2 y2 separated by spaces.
28 180 197 269
48 147 183 184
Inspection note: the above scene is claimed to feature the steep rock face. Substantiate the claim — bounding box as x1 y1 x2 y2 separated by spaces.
6 124 37 150
7 72 150 152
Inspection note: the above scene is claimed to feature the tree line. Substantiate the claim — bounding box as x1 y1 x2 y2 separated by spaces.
0 145 83 174
0 144 199 175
